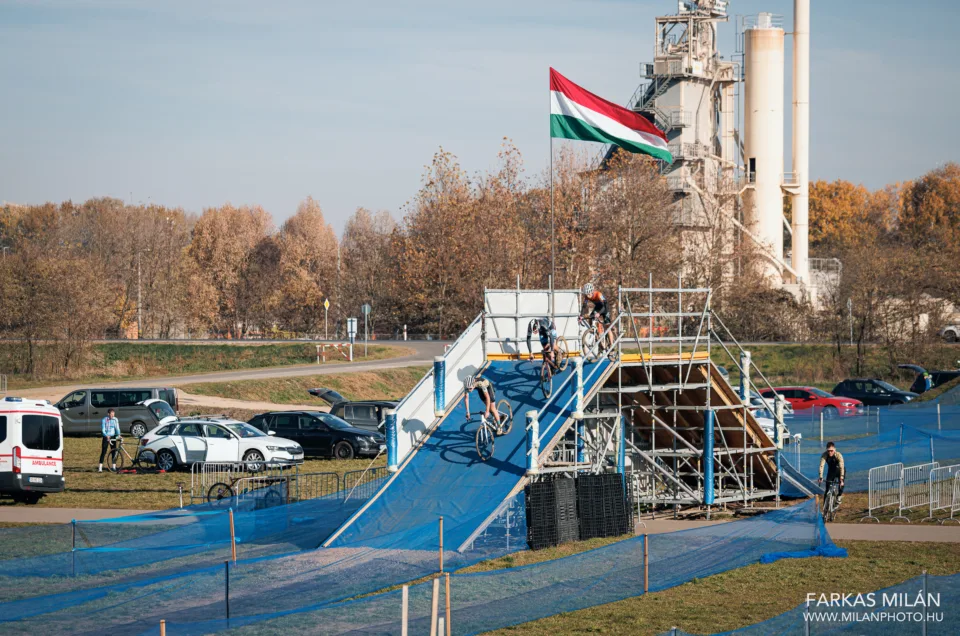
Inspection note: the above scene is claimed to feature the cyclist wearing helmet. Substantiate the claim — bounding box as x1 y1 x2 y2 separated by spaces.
526 317 558 368
580 283 612 349
463 374 500 427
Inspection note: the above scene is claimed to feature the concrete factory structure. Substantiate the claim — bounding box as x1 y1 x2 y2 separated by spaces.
622 0 823 300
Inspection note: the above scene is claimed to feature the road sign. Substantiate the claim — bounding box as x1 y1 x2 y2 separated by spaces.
347 318 358 339
324 298 330 310
362 303 371 316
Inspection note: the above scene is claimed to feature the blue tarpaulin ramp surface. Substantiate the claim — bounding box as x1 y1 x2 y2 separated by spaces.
327 358 613 552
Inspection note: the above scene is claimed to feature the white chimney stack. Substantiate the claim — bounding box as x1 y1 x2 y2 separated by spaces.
791 0 810 284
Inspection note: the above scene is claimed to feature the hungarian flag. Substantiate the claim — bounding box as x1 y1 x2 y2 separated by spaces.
550 68 673 163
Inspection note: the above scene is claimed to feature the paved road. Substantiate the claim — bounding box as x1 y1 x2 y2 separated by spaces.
12 340 446 404
0 508 153 523
634 518 960 542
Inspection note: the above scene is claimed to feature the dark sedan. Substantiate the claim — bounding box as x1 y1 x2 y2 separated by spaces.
831 379 918 406
248 411 385 460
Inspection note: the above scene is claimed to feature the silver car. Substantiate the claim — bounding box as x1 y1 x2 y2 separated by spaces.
56 389 177 437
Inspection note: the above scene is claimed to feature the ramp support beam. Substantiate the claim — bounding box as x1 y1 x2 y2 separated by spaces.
526 410 540 475
704 409 715 505
386 408 398 473
433 356 445 417
739 350 751 403
574 356 584 419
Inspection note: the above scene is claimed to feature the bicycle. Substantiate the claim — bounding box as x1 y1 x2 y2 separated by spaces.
821 479 841 522
538 336 569 399
207 474 289 508
475 399 515 461
580 316 613 362
107 437 147 472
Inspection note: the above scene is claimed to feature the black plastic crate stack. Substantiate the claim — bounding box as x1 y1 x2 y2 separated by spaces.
525 478 579 550
577 473 632 540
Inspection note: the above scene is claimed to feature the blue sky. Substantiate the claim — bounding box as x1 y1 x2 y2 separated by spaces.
1 0 957 233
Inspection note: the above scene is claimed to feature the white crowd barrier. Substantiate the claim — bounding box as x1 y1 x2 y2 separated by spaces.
862 462 903 523
948 474 960 525
924 464 960 522
892 461 939 522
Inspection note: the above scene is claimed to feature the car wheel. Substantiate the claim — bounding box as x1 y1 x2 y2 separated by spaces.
24 493 42 505
243 450 266 472
822 406 838 420
156 449 177 472
334 441 355 460
945 331 958 343
130 422 148 438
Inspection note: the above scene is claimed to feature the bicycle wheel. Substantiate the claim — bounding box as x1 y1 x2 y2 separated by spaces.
822 490 834 521
540 362 553 399
581 330 599 362
556 336 569 372
496 399 514 436
108 447 126 472
207 482 235 503
476 424 495 461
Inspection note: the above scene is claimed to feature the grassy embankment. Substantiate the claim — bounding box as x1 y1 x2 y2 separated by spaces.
1 342 412 389
0 365 428 510
476 540 960 635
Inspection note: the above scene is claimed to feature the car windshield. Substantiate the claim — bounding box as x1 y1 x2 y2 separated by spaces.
321 414 354 431
225 422 266 438
810 388 834 398
874 380 899 392
150 401 176 420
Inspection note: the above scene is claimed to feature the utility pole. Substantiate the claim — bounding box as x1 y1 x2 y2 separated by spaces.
137 250 143 339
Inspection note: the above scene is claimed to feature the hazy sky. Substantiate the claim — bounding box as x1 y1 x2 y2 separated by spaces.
2 0 957 233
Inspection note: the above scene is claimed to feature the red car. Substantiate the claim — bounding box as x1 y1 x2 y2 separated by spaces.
758 386 863 418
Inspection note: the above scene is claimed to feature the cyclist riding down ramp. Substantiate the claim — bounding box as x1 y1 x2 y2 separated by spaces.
326 357 612 552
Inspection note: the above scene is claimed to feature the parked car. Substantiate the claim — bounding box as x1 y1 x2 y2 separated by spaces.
55 387 179 437
0 396 64 504
139 417 303 471
939 325 960 343
899 364 960 395
307 388 399 434
248 411 385 460
748 391 794 417
831 379 918 406
758 386 863 418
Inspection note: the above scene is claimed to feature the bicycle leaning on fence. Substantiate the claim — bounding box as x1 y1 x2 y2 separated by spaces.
474 400 515 461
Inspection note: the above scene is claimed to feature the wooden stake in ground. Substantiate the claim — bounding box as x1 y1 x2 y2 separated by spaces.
229 508 237 563
430 577 440 636
445 572 452 636
160 620 166 636
439 515 444 573
401 585 409 636
643 534 649 593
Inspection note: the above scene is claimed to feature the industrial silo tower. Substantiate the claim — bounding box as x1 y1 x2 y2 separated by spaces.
623 0 814 300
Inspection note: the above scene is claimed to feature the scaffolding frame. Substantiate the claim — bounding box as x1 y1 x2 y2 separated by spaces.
538 275 784 517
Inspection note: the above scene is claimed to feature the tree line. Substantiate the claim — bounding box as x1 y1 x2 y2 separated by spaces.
1 139 959 378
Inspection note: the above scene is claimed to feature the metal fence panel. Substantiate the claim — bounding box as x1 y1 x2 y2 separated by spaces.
949 474 960 525
293 472 340 502
343 467 389 503
190 461 297 503
892 461 938 521
926 464 960 521
863 462 903 522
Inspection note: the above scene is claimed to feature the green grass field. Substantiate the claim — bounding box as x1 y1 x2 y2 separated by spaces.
1 343 412 389
480 540 960 635
0 436 386 510
181 365 430 405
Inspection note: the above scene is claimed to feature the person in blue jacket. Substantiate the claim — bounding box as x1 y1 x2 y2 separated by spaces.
98 408 121 472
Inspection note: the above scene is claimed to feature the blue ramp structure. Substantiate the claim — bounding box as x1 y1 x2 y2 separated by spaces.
325 358 613 551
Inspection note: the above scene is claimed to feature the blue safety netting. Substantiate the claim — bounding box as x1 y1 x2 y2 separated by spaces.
0 491 529 633
661 572 960 635
145 499 837 635
328 358 611 552
779 404 960 494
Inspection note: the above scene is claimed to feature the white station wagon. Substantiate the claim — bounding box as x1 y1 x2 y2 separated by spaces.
139 417 304 471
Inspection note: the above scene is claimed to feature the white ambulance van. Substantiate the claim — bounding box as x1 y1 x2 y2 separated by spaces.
0 396 65 504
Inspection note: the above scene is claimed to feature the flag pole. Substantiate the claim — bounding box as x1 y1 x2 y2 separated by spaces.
549 76 556 321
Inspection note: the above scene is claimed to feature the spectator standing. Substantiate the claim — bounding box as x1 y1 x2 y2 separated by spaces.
98 408 120 472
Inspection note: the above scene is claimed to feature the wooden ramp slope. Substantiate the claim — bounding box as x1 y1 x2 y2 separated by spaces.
615 356 777 492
